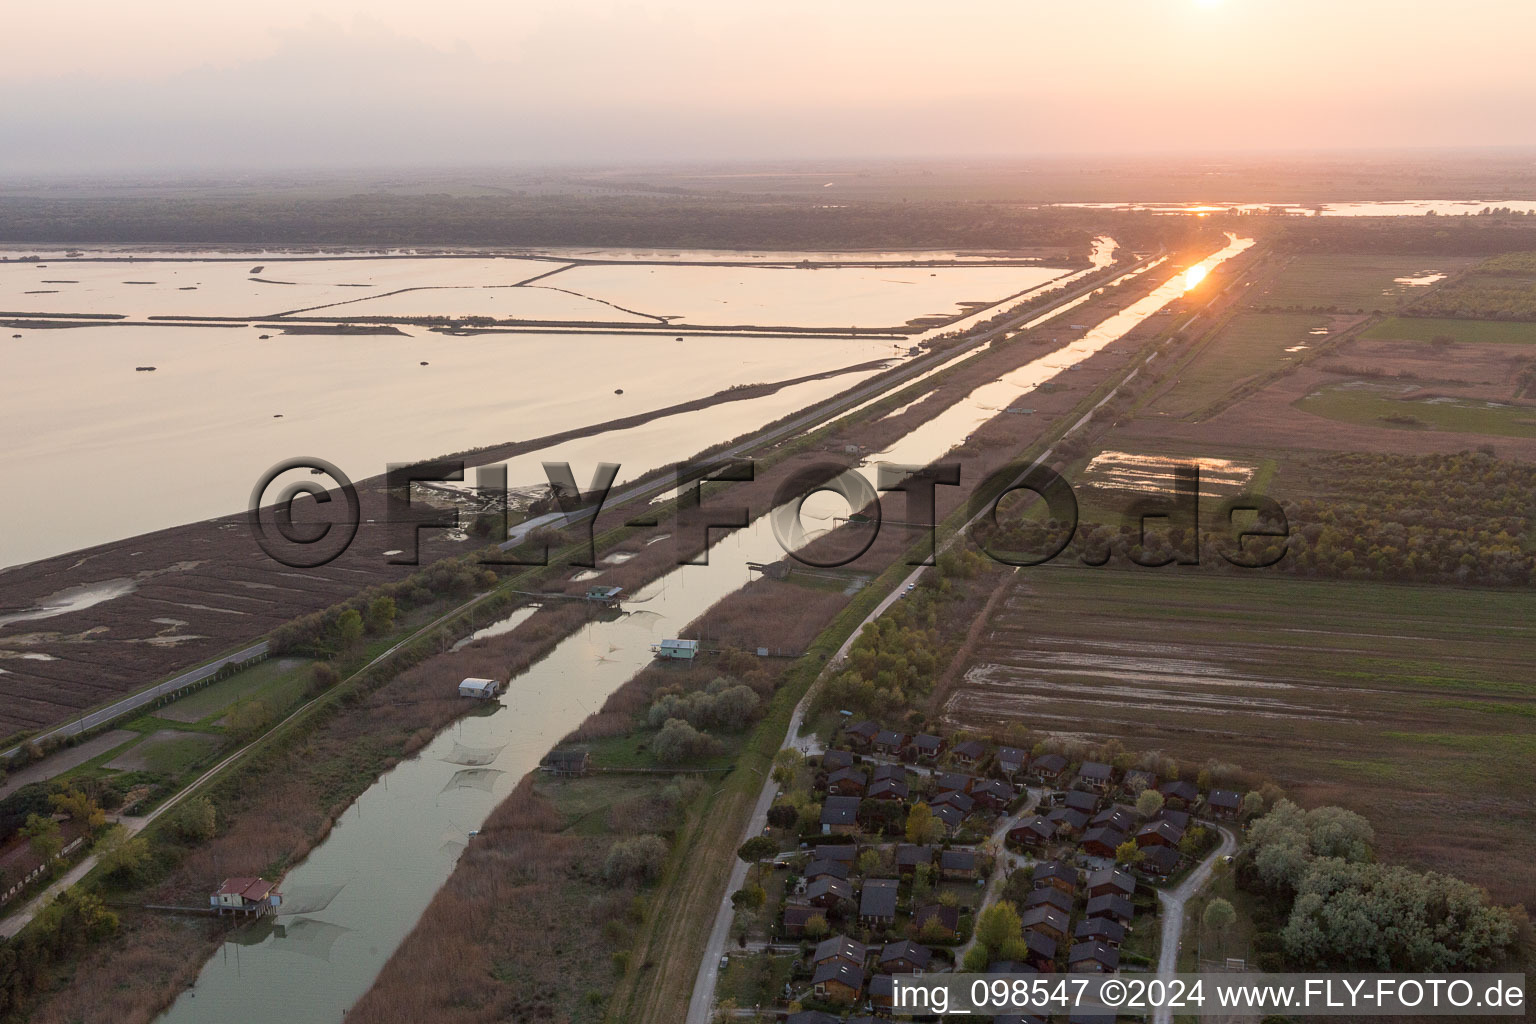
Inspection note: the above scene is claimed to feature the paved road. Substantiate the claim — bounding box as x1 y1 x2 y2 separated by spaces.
1152 825 1238 1024
954 787 1042 965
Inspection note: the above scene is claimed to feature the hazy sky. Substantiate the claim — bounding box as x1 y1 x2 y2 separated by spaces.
4 0 1535 173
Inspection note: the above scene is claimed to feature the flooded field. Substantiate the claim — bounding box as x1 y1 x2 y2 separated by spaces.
0 249 1076 569
1078 451 1257 497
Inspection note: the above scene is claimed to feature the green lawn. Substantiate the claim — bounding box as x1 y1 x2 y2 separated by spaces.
157 656 314 724
1296 381 1536 438
1257 255 1475 312
1362 316 1536 345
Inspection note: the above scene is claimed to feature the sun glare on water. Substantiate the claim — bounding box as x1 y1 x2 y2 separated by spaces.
1183 264 1209 291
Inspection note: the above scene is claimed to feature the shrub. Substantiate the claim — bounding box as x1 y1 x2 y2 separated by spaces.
603 834 669 884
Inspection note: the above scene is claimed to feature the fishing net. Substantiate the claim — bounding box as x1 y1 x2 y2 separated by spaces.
271 918 352 962
275 882 344 917
442 741 504 766
440 767 504 794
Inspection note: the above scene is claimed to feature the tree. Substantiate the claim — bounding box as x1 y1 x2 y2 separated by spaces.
737 837 777 863
961 944 990 971
21 814 62 864
766 802 798 829
364 595 397 634
1135 789 1165 819
96 826 149 881
1203 897 1237 956
308 661 341 694
1180 825 1209 858
169 795 218 843
1242 791 1266 818
771 748 805 786
731 885 766 910
975 900 1022 956
334 608 365 647
802 914 830 940
50 788 105 829
1115 840 1144 866
652 718 723 765
905 802 942 845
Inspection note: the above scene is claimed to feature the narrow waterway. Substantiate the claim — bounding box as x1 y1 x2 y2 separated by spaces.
156 236 1251 1024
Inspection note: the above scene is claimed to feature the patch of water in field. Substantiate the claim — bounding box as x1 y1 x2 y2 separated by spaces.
1051 200 1536 217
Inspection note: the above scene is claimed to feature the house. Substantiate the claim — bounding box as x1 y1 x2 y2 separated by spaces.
930 802 966 833
825 767 867 797
1208 789 1243 819
1136 819 1183 849
1157 808 1192 832
805 877 856 910
458 677 501 699
906 733 944 763
812 935 868 968
867 776 909 802
1138 844 1181 880
821 749 855 772
782 905 821 938
873 730 906 756
1079 826 1126 860
1029 753 1068 784
951 739 987 768
1085 893 1135 926
651 637 698 660
1090 805 1136 834
1063 790 1100 815
1022 929 1058 970
970 778 1014 811
912 903 960 940
1047 807 1089 837
815 843 859 864
210 877 281 917
1123 769 1158 795
1068 941 1120 973
933 771 974 794
867 975 896 1010
811 960 864 1003
1008 815 1054 848
895 844 935 877
584 585 624 606
1021 904 1070 944
540 748 592 778
931 790 974 816
1159 779 1199 806
1032 860 1077 895
996 747 1028 781
845 720 879 749
878 939 932 974
1075 916 1126 948
1024 887 1073 916
859 878 899 927
940 848 978 881
821 795 861 835
804 858 850 882
1086 867 1137 900
1076 761 1114 792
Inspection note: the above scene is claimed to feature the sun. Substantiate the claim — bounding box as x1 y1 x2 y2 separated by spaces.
1183 265 1209 291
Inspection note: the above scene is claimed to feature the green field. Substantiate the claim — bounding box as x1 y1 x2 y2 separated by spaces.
1296 381 1536 438
1363 316 1536 345
158 656 314 724
1148 312 1328 418
1256 255 1475 311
